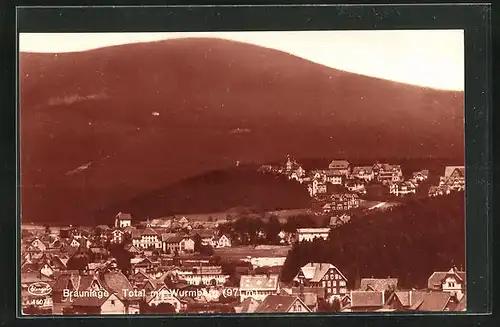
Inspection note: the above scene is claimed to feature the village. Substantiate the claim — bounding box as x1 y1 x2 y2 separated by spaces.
20 156 466 315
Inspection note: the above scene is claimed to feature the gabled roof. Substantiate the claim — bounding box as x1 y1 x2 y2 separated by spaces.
352 166 374 175
409 291 453 311
350 291 384 308
101 271 137 301
190 229 215 239
164 235 185 243
72 292 116 307
298 263 347 283
444 166 465 178
255 295 311 313
237 297 261 313
379 163 402 172
328 160 350 169
161 233 178 242
390 291 412 307
360 278 398 292
142 227 158 236
428 269 466 290
116 212 132 220
454 294 467 311
239 274 280 291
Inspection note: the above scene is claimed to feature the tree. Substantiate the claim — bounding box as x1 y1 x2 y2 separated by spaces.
108 243 133 275
66 253 89 272
200 245 214 256
43 224 51 235
193 234 203 253
207 216 214 222
265 215 282 244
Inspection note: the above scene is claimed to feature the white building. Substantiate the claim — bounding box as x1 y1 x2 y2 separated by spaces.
239 274 281 302
178 266 229 286
428 267 466 300
215 234 232 248
132 227 162 249
296 228 330 242
115 212 132 228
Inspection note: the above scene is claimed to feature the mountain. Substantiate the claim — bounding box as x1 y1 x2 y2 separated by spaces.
19 38 464 224
281 192 466 289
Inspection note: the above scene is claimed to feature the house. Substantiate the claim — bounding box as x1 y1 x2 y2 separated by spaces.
234 297 261 313
327 193 360 211
28 238 48 252
249 256 287 268
329 214 351 227
293 263 348 299
282 155 306 180
124 243 143 256
408 291 460 311
190 229 215 247
254 295 311 313
345 178 366 193
376 164 403 184
328 160 351 176
111 229 125 244
359 278 398 292
412 170 429 183
428 267 466 300
68 238 81 248
296 228 330 242
52 270 141 315
307 179 328 197
115 212 132 228
290 287 319 312
177 265 229 286
351 166 375 182
323 169 344 185
239 274 280 302
162 235 195 254
385 290 460 312
439 166 465 191
132 227 162 250
145 285 186 312
452 294 467 311
71 292 127 315
131 257 156 274
342 291 385 312
428 185 451 197
215 234 231 248
389 181 416 196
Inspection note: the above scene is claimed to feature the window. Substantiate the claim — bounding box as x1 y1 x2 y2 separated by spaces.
332 281 336 287
110 300 115 306
340 288 346 294
335 274 339 280
332 288 337 294
327 288 331 293
322 281 326 287
327 281 331 287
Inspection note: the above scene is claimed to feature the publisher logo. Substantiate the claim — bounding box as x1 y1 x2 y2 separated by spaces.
27 282 52 296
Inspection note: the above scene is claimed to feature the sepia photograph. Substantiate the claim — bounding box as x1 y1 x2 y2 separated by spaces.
19 29 466 315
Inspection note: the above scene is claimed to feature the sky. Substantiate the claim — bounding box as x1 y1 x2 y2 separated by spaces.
19 30 464 91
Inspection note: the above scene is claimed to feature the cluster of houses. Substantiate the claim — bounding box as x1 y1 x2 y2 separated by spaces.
260 156 430 199
428 166 465 197
21 228 467 315
261 156 465 201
